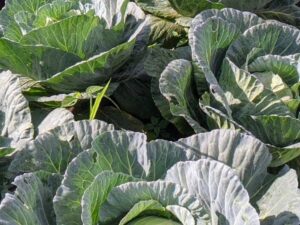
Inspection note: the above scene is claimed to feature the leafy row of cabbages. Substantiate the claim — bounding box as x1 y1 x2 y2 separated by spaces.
0 62 299 225
0 73 299 224
0 0 300 224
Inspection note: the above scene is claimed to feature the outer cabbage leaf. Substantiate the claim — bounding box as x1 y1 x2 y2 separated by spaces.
42 40 135 92
20 15 102 58
219 58 292 118
168 0 223 17
221 21 300 164
165 160 260 225
159 59 206 132
174 129 271 195
134 0 180 19
81 171 136 225
145 46 195 134
0 70 34 195
251 166 300 225
0 171 62 225
88 0 129 29
247 54 299 86
0 71 33 149
0 0 49 41
9 120 114 176
190 8 264 49
226 23 300 69
34 108 74 134
146 15 186 47
0 38 81 80
256 0 300 28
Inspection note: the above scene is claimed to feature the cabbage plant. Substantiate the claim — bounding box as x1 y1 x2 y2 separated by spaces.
0 129 299 225
0 70 77 195
136 0 300 26
157 8 300 166
0 0 146 92
133 0 300 55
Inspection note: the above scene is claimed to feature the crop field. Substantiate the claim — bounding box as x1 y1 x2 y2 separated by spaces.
0 0 300 224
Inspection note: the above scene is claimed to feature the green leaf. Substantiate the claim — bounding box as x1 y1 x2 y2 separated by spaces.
168 0 223 17
199 103 249 131
127 216 181 225
135 0 180 19
61 94 80 108
242 115 300 165
42 40 135 92
21 15 100 58
174 129 271 195
33 0 77 28
0 144 14 158
247 55 299 86
253 72 293 103
219 58 292 117
89 80 110 120
81 171 136 225
0 0 48 40
244 115 300 147
119 200 165 225
145 139 190 180
256 1 300 28
0 38 81 80
166 205 196 225
226 22 300 68
36 108 74 134
270 143 300 167
89 0 129 29
220 0 272 10
165 160 260 225
255 167 300 225
147 15 186 47
145 46 194 134
190 9 264 111
190 8 263 35
0 71 33 149
159 59 206 132
0 172 62 225
86 86 104 95
9 120 114 176
191 16 241 117
145 46 191 79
